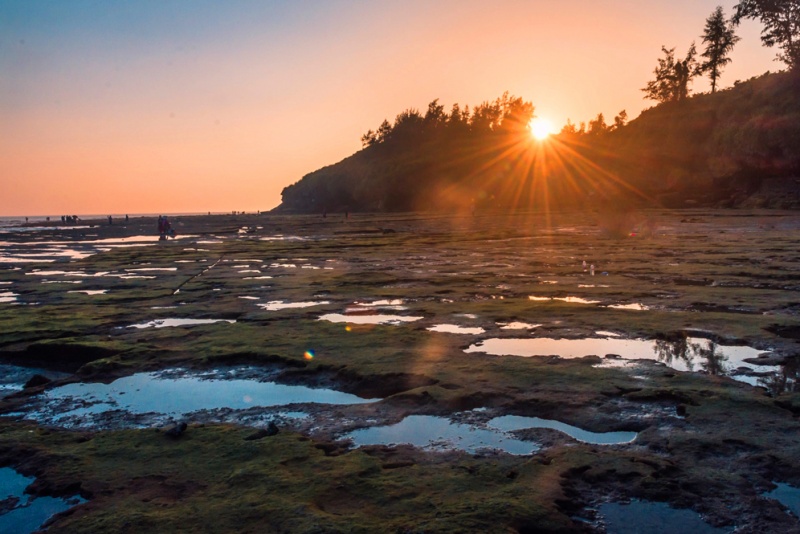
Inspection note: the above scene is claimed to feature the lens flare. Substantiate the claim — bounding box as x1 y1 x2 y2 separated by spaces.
304 350 315 360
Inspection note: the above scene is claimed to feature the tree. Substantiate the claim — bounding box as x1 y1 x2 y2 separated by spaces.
642 44 699 103
734 0 800 70
588 113 608 135
701 6 740 92
612 110 628 130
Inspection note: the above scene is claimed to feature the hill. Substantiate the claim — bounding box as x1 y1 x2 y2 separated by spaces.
275 72 800 213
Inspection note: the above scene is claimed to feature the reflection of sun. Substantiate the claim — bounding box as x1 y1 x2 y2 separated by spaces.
529 118 554 140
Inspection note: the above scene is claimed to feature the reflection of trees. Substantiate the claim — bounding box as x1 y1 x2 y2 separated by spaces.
758 358 800 397
654 336 694 371
691 340 728 376
653 337 729 375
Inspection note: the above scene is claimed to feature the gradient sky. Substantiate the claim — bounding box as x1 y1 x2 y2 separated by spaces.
0 0 779 216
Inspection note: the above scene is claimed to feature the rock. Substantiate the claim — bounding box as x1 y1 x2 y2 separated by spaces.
163 421 188 438
676 404 687 417
243 421 279 441
24 374 51 388
265 421 279 436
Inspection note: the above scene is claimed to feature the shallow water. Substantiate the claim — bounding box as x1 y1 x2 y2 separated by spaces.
0 467 85 534
763 482 800 517
606 303 650 311
319 313 424 325
258 300 329 311
598 500 730 533
127 318 236 328
487 415 637 444
465 336 773 382
0 291 18 303
528 295 601 304
427 324 486 335
342 415 539 455
25 369 379 426
498 322 541 330
0 364 69 396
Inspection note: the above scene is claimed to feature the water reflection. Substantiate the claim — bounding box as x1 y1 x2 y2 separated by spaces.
653 336 797 394
467 335 781 386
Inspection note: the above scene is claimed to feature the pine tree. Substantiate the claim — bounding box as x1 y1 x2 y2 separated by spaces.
701 6 740 92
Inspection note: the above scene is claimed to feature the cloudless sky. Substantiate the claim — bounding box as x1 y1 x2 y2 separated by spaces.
0 0 778 216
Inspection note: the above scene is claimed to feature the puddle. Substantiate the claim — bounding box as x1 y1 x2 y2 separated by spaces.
40 280 83 284
67 290 108 295
528 296 601 304
487 415 637 444
319 313 424 325
465 336 775 382
354 299 407 310
0 291 19 303
595 331 621 337
259 235 308 241
763 482 800 517
243 276 273 280
0 467 85 534
23 369 378 427
127 318 236 329
258 301 329 311
341 415 539 455
0 257 56 263
606 303 650 311
0 364 69 396
598 500 730 533
427 324 486 335
498 322 541 330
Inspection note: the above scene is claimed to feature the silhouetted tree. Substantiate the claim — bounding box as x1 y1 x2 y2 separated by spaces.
734 0 800 70
560 119 579 135
588 113 608 135
701 6 740 92
376 119 392 143
612 110 628 130
361 129 377 147
642 44 699 103
424 99 447 129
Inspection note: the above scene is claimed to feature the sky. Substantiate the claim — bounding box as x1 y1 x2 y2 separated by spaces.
0 0 780 216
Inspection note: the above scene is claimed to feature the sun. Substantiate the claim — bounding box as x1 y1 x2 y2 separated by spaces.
529 118 554 140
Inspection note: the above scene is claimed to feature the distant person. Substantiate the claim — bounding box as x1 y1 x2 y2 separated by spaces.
25 217 28 223
61 216 65 223
164 217 174 238
108 215 112 225
125 214 129 223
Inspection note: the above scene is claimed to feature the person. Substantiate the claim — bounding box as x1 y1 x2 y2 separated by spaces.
125 214 129 223
164 217 174 238
108 215 112 225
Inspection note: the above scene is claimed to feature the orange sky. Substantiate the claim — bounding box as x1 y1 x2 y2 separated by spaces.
0 0 778 216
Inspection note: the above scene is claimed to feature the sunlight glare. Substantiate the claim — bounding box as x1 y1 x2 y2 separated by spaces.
530 118 554 140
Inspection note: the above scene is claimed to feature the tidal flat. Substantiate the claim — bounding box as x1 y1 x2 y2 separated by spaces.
1 209 799 533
